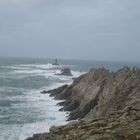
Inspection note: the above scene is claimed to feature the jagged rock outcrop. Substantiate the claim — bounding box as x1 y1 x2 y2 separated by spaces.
57 68 73 76
40 85 68 94
47 66 140 121
26 108 140 140
27 67 140 140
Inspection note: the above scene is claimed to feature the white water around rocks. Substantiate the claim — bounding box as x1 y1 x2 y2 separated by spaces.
0 63 82 140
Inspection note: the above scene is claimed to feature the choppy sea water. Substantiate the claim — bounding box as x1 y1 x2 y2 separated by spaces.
0 58 139 140
0 61 83 140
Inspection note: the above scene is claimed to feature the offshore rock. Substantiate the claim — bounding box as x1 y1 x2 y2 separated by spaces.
26 67 140 140
58 68 73 76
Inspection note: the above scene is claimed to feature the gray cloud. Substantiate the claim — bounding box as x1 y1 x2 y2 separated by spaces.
0 0 140 62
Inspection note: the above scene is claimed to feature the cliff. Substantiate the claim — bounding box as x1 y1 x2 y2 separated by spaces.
26 67 140 140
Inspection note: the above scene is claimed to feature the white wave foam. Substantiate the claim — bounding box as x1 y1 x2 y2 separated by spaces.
0 64 85 140
18 63 59 70
0 82 70 140
10 64 61 78
12 69 44 74
49 70 85 83
2 66 33 70
0 87 24 97
2 63 59 71
71 70 85 77
5 64 84 83
34 64 57 69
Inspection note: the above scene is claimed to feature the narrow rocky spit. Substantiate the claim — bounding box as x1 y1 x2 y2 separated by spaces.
26 67 140 140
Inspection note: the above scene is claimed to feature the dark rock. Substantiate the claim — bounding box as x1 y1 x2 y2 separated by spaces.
52 59 59 65
47 84 68 99
40 90 48 94
58 67 73 76
50 126 58 133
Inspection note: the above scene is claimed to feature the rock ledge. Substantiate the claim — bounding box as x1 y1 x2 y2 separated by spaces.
27 67 140 140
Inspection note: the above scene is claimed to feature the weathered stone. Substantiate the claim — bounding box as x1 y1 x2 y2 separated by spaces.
26 67 140 140
57 68 73 76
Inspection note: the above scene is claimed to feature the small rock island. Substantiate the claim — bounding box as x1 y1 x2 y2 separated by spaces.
58 67 73 76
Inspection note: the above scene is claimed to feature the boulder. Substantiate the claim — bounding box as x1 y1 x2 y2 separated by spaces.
58 68 73 76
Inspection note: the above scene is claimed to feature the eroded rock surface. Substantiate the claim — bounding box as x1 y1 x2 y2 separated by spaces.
27 67 140 140
58 68 73 76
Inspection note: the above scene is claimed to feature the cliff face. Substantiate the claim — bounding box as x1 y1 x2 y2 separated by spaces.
27 67 140 140
47 67 140 121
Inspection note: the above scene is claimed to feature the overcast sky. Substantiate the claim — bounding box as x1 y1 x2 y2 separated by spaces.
0 0 140 62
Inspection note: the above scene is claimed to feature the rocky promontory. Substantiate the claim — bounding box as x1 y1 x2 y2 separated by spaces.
27 67 140 140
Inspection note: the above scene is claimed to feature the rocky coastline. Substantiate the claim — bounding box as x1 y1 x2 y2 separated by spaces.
26 67 140 140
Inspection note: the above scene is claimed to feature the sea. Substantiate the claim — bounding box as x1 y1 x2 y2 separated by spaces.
0 57 139 140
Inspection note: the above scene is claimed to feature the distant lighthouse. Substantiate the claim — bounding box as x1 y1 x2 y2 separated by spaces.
53 59 59 65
